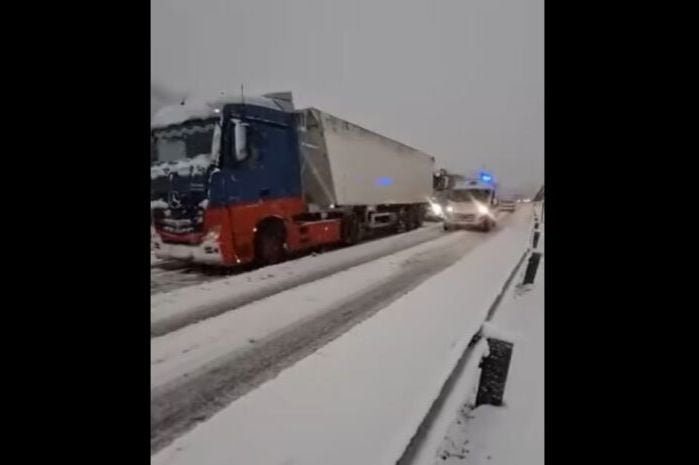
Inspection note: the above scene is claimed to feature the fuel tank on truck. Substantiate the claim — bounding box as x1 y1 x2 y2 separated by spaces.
295 108 434 208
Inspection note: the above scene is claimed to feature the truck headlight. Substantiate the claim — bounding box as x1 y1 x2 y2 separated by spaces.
446 205 454 213
431 203 443 216
204 226 221 242
477 204 489 215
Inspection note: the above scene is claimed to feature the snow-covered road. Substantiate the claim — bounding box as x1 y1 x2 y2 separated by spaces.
150 264 224 293
150 211 526 453
150 225 445 295
151 207 533 464
151 223 451 336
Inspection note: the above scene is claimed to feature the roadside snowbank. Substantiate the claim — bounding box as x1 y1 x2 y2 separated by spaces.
426 228 544 465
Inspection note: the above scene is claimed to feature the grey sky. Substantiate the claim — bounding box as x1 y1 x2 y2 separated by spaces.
152 0 543 195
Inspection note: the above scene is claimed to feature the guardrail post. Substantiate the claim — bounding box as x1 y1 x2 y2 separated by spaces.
522 252 542 285
476 338 514 407
532 231 541 249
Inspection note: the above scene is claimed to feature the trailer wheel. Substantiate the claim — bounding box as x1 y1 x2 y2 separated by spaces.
415 205 425 228
396 208 409 232
342 215 361 245
406 206 419 230
255 222 286 266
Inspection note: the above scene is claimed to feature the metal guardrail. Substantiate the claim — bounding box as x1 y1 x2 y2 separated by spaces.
396 246 532 464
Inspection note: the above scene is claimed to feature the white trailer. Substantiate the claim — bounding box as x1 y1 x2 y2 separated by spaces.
296 108 434 233
297 108 434 207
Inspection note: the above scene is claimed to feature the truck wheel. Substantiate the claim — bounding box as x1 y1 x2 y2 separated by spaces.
342 215 361 245
255 226 286 266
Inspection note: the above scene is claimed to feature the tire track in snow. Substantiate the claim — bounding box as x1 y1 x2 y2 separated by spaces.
150 224 447 337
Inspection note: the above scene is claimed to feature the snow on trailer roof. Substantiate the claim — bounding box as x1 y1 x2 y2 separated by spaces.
302 107 435 162
151 94 290 129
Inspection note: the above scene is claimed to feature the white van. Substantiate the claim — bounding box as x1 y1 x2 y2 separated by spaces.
439 180 498 232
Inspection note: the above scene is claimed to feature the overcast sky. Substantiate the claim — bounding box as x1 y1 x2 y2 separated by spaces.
152 0 543 195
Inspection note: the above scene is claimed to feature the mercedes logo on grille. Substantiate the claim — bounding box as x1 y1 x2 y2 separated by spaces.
168 191 182 209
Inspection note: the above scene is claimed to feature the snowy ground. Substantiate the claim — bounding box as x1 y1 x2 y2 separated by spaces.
151 208 533 464
151 252 164 267
426 223 544 465
150 263 219 292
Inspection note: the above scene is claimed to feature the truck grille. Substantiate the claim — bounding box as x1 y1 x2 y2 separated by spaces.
153 208 205 241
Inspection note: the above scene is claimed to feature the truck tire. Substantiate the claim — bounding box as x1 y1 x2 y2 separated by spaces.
255 224 286 266
341 214 361 245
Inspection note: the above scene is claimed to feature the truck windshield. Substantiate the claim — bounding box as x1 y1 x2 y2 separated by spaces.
448 189 491 202
151 120 217 164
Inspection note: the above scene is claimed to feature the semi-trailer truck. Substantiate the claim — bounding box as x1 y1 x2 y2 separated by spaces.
150 92 434 266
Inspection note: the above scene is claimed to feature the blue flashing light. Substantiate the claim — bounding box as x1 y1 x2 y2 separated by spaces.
376 176 393 187
479 170 494 183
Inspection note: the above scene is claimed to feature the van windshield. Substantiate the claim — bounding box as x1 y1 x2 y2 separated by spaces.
448 189 491 202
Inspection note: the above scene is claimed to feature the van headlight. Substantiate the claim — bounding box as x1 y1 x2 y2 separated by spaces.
446 205 454 213
430 202 443 216
477 204 489 215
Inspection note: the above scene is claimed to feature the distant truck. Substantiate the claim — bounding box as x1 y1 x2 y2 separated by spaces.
150 92 434 266
499 198 516 212
498 192 517 212
436 179 498 232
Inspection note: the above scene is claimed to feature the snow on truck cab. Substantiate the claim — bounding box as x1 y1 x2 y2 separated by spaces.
150 92 434 266
438 180 498 232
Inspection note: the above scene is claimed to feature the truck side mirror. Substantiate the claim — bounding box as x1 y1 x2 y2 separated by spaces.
234 119 249 161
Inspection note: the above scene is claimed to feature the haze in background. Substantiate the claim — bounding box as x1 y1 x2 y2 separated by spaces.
151 0 543 196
